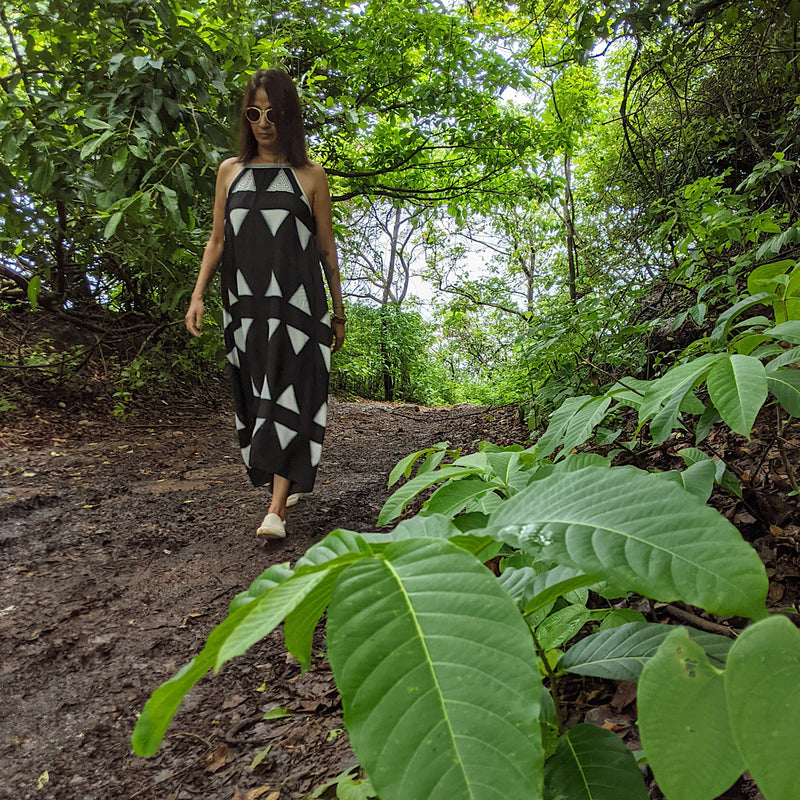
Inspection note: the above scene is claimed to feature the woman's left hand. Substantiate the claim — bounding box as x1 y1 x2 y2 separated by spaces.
332 321 346 353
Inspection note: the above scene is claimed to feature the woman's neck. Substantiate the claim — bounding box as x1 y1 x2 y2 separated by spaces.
253 145 288 164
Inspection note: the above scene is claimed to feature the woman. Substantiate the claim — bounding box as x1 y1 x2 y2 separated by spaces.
185 69 346 540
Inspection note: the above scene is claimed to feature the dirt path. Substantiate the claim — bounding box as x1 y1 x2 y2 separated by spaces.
0 399 525 800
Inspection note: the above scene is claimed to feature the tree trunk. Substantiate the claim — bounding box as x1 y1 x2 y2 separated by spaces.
380 305 393 401
563 153 578 304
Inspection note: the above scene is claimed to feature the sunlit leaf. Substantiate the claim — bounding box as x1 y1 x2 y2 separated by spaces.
328 538 543 800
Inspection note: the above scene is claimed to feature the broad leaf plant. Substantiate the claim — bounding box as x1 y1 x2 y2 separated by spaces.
131 430 797 800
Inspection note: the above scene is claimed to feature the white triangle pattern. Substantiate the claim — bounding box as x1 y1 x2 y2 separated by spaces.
319 343 331 372
274 422 297 449
234 317 253 351
288 285 311 315
287 325 309 355
267 170 293 193
261 208 290 236
235 169 256 192
227 165 329 478
237 270 253 296
295 218 311 250
276 385 300 414
265 274 282 297
230 208 249 235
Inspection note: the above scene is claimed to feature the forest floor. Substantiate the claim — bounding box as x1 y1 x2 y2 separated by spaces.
0 395 527 800
1 390 798 800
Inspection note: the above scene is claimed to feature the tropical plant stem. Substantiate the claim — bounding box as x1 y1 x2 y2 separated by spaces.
529 626 564 735
776 407 799 492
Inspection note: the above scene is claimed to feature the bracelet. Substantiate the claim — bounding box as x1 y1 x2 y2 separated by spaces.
331 313 347 325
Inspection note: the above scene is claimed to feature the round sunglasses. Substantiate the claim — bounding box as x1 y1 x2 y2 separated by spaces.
244 106 278 125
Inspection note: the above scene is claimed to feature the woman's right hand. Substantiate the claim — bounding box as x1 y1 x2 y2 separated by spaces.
185 297 204 337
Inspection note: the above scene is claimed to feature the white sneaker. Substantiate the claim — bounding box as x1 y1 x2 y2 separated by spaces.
256 512 286 539
286 493 302 508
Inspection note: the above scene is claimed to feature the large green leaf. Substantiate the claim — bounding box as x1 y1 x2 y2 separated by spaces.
558 622 731 681
638 354 723 426
216 554 364 666
725 616 800 800
763 320 800 343
536 395 595 460
524 567 600 615
499 565 595 612
543 724 647 800
361 514 496 558
706 354 768 437
767 368 800 416
652 459 716 502
638 628 743 800
132 562 294 756
377 466 485 525
422 475 499 517
295 529 371 569
366 513 462 541
710 293 774 346
284 529 371 670
327 538 543 800
535 605 596 651
748 260 796 295
388 443 451 487
648 384 691 444
767 344 800 371
499 566 541 608
227 562 293 612
489 466 768 619
484 450 524 487
557 396 612 461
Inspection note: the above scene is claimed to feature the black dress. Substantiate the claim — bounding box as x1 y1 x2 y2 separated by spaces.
220 163 331 492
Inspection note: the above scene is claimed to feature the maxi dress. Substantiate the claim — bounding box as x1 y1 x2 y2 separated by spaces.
220 163 332 493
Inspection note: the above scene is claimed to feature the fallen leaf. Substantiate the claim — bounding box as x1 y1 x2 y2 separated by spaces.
610 680 637 711
36 771 49 790
250 745 271 771
205 744 228 773
263 706 292 720
246 785 279 799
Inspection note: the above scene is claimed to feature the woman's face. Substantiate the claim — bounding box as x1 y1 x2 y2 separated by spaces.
249 88 277 148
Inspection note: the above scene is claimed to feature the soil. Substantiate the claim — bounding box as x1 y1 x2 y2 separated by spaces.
0 397 527 800
1 376 798 800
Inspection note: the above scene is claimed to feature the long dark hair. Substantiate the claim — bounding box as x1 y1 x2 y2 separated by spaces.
237 69 309 167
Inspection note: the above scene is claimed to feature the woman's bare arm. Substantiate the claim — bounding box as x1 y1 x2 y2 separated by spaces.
185 158 238 337
309 163 346 351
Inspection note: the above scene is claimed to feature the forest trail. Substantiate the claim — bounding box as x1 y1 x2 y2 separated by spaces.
0 399 525 800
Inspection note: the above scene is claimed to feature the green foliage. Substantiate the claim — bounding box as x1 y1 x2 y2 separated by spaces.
328 537 543 800
639 616 800 800
130 434 792 800
330 302 451 404
1 0 251 311
544 724 647 800
532 255 800 463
